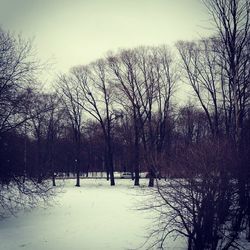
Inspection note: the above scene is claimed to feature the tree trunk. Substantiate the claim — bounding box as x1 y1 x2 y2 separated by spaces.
134 172 140 186
107 141 115 186
133 115 140 186
75 154 80 187
37 137 43 183
52 174 56 187
75 130 81 187
75 169 80 187
148 168 155 187
110 169 115 186
108 150 115 186
148 177 154 187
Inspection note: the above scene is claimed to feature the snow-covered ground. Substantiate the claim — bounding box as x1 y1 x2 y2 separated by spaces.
0 179 186 250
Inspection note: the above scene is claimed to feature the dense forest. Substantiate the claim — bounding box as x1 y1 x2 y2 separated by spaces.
0 0 249 249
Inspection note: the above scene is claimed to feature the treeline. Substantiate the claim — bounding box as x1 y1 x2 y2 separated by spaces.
0 39 228 188
1 35 249 188
0 0 250 244
0 42 184 186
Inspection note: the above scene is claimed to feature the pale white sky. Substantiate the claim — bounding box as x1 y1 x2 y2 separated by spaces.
0 0 212 81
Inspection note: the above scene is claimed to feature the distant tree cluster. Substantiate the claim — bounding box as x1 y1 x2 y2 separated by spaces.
0 0 249 248
57 45 178 187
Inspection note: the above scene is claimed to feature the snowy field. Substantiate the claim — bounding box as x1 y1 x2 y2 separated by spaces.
0 179 186 250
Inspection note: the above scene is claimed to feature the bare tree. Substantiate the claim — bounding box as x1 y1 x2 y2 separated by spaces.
0 28 40 134
58 59 118 186
148 1 250 247
71 59 116 186
108 49 145 186
23 90 58 183
204 0 250 143
43 93 65 186
176 39 223 137
57 74 84 187
0 28 53 217
143 140 244 250
108 46 177 186
145 46 178 184
203 0 250 240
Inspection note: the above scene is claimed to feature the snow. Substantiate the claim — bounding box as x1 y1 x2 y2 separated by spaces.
0 179 186 250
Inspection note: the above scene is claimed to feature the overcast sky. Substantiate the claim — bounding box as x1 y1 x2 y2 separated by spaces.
0 0 212 79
